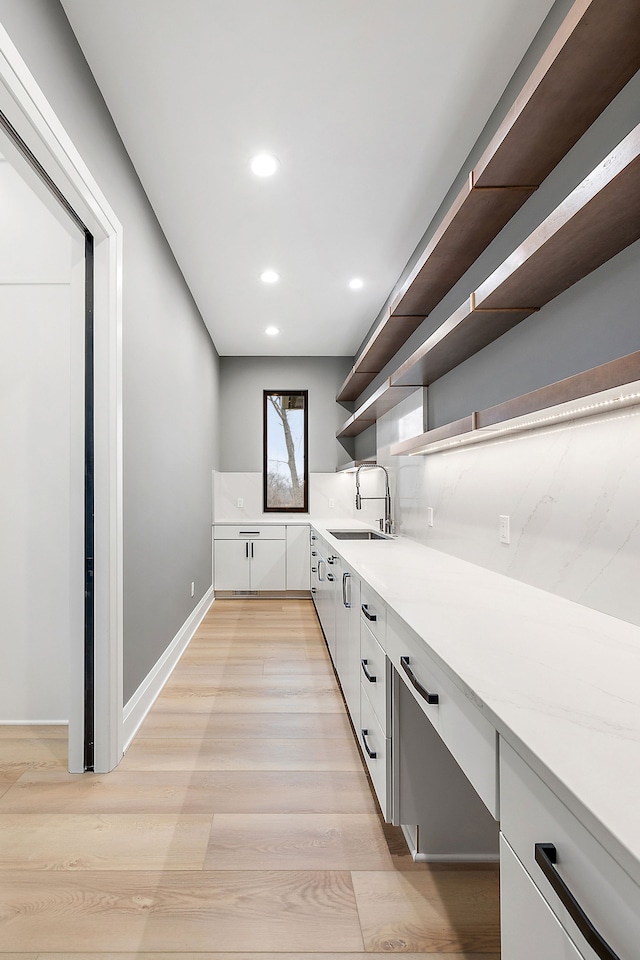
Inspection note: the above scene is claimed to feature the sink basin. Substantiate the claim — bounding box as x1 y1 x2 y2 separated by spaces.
328 529 388 540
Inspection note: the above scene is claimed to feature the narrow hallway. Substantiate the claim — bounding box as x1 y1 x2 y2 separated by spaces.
0 599 499 956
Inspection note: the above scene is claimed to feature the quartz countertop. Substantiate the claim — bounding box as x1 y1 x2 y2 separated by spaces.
310 521 640 889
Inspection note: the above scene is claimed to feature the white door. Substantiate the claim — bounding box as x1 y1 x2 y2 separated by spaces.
250 539 286 591
214 539 250 591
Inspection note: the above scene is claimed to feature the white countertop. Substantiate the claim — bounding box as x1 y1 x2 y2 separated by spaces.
310 521 640 890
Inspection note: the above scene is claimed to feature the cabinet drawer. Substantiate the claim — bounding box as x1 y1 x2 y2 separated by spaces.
360 583 386 644
360 684 391 821
501 739 639 960
360 620 389 735
214 525 286 540
387 610 498 818
500 834 584 960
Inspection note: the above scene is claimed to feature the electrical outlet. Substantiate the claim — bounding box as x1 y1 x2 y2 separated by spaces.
427 506 434 527
237 498 243 508
191 581 195 597
499 515 510 544
328 498 335 508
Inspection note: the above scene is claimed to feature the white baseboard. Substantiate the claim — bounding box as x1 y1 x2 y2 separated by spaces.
122 586 214 752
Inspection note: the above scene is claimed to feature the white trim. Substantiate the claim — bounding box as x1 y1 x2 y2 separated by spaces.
122 589 215 752
401 824 500 862
0 25 123 772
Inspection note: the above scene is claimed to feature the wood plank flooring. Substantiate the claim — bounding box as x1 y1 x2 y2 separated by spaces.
0 598 499 958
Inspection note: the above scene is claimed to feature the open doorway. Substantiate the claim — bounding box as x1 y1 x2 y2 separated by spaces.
0 124 93 770
0 25 123 773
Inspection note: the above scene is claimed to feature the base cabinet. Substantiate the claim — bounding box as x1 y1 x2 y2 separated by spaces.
501 835 584 960
214 525 286 592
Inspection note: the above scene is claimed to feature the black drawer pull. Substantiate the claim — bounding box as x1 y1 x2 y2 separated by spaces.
311 587 316 594
361 728 377 759
240 531 260 535
535 843 621 960
311 566 317 573
361 658 376 682
400 656 438 704
361 603 376 622
327 573 335 582
311 550 317 556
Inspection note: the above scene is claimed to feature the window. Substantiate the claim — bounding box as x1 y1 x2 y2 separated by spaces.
263 390 308 512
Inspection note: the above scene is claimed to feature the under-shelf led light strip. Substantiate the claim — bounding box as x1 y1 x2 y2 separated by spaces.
409 390 640 455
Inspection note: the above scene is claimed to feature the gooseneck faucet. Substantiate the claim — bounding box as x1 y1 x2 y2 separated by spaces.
355 463 393 534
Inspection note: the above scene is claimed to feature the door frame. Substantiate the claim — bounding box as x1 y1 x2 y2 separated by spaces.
0 25 123 772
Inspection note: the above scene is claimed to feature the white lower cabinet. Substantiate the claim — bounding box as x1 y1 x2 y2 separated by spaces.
500 739 638 960
386 609 499 818
213 525 286 592
335 560 361 730
360 683 391 819
286 524 310 590
501 835 584 959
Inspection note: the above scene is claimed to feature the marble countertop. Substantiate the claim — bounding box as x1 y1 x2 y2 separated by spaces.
310 521 640 889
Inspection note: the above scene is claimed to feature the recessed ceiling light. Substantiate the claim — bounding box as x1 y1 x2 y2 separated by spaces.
265 326 280 336
250 153 279 177
349 278 364 290
260 269 280 284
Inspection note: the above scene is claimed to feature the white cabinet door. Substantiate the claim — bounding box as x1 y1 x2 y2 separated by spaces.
335 564 361 730
286 524 310 590
250 539 286 591
501 836 584 960
214 539 250 591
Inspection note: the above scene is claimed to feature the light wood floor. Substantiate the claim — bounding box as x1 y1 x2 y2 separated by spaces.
0 598 500 958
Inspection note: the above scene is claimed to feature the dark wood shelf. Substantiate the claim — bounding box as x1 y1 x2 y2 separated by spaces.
391 122 640 393
391 351 640 457
475 124 640 311
336 0 640 407
391 298 537 389
337 311 425 403
336 380 417 439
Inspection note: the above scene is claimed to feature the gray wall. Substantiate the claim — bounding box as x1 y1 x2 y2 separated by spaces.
351 0 640 430
0 0 221 702
220 356 353 472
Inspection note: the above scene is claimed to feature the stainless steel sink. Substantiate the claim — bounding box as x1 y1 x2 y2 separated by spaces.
328 529 388 540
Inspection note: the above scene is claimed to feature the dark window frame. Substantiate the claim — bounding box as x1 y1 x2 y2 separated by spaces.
263 389 309 513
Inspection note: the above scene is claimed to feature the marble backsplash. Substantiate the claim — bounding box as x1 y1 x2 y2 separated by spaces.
378 391 640 627
213 471 359 522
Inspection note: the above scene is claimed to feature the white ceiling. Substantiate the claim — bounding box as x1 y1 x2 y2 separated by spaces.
60 0 556 357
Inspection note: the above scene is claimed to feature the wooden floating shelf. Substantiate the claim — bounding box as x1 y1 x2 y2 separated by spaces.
391 298 537 389
475 124 640 311
390 351 640 457
336 380 417 439
391 121 640 392
336 0 640 406
336 459 377 474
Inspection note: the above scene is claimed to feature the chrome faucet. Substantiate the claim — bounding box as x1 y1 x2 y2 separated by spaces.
355 463 393 534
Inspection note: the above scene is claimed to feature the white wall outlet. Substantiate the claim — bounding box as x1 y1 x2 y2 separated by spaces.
427 506 434 527
236 497 243 508
190 581 195 597
499 515 510 544
328 498 335 508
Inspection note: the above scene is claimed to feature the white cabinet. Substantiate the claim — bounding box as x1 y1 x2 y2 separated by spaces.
500 835 585 960
335 558 361 731
286 524 310 591
500 739 638 960
214 525 286 593
386 609 499 819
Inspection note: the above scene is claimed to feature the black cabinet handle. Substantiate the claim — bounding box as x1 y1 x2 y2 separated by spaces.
311 587 316 594
240 531 260 535
245 542 249 559
327 572 335 582
311 566 317 573
361 729 377 759
311 550 317 556
361 603 376 622
400 656 438 704
361 658 376 682
251 542 254 559
311 534 317 541
327 555 336 564
535 843 621 960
